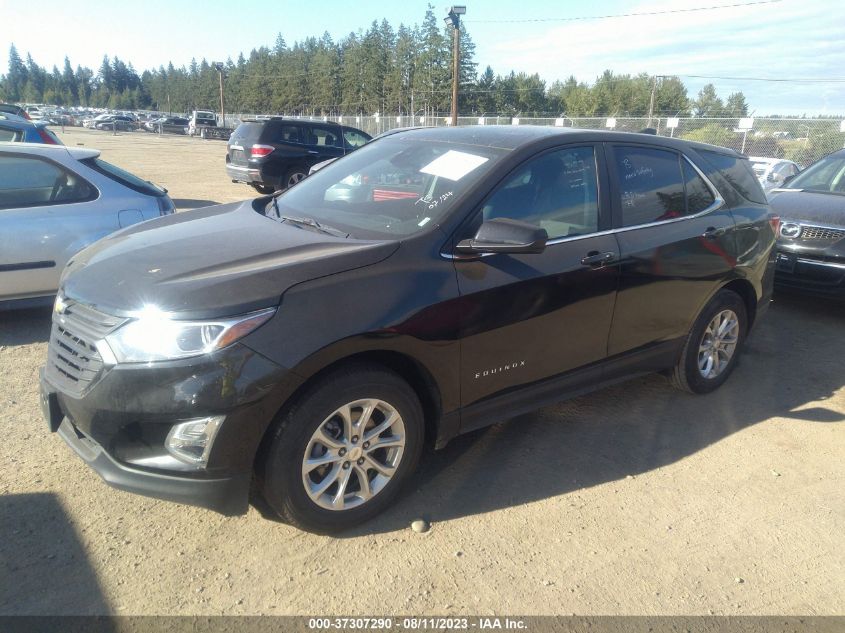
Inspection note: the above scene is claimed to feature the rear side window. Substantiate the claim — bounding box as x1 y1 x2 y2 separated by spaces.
683 160 716 214
613 146 686 227
0 155 96 208
81 157 164 197
699 150 767 204
304 125 342 148
0 127 21 142
275 124 302 144
343 129 370 148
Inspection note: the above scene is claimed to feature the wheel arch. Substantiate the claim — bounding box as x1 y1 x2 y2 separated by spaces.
721 277 758 329
253 349 444 475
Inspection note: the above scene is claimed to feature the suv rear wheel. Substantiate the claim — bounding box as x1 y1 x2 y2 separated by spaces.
671 289 747 394
284 167 308 190
260 364 424 533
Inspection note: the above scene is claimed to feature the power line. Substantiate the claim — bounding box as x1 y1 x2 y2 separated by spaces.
670 74 845 83
466 0 782 23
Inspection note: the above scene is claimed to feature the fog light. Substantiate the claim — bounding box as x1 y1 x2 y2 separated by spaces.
165 416 224 468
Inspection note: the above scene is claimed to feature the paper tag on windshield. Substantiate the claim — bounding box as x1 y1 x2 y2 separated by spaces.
420 150 489 181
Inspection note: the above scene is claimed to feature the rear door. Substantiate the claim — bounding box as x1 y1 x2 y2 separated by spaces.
0 152 106 301
605 143 736 357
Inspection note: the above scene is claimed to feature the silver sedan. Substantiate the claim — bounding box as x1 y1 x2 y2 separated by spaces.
0 142 175 309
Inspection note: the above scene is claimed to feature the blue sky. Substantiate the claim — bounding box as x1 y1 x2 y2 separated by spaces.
3 0 844 115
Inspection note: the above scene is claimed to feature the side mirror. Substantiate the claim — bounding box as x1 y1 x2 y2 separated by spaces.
781 174 796 186
455 218 548 256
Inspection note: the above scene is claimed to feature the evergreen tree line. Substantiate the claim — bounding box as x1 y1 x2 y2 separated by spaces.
0 6 750 119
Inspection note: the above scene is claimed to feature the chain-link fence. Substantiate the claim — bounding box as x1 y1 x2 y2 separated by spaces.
228 113 845 167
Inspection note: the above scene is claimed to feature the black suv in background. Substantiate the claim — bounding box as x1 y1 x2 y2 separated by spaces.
226 117 371 194
42 126 776 533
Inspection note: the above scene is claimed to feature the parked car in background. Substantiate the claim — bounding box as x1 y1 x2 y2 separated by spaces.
0 142 175 310
152 116 189 134
95 115 135 131
188 110 217 136
769 149 845 297
0 104 31 120
226 117 372 194
83 113 112 128
43 127 776 532
0 114 62 144
749 157 800 192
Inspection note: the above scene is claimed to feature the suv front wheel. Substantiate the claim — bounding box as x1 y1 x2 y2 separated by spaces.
260 364 424 533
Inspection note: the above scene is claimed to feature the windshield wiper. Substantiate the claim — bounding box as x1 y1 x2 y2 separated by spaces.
279 215 349 238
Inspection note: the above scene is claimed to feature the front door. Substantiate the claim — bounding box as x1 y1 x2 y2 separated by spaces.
452 144 620 413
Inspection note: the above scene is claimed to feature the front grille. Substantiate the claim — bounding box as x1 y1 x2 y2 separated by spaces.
47 298 126 395
801 225 845 241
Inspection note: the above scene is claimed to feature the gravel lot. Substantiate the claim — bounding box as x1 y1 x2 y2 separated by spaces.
1 127 843 616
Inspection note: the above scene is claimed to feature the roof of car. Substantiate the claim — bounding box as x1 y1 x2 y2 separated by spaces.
380 125 746 157
0 141 100 160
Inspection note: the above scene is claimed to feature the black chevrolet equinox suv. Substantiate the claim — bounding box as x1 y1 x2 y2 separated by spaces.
226 117 372 194
41 126 777 532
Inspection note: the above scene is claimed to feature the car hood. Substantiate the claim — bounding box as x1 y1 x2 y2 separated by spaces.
768 190 845 227
61 200 399 319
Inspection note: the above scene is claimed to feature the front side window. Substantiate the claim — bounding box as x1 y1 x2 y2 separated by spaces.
270 138 506 239
613 146 686 227
0 155 95 209
481 146 600 239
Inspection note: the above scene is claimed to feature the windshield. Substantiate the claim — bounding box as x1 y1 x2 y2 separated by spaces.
267 137 507 239
786 154 845 194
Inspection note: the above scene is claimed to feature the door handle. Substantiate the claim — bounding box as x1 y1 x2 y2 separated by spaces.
581 251 616 267
307 150 319 154
703 226 727 240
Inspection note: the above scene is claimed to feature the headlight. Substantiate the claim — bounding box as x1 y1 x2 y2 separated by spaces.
102 306 275 363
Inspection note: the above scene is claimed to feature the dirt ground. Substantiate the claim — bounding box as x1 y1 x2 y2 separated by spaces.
0 127 842 616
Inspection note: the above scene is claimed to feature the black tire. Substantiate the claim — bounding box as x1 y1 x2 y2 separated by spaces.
283 167 308 190
251 183 276 195
260 364 424 533
671 289 747 394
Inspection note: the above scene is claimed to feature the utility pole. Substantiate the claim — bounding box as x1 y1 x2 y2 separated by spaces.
445 6 466 127
213 62 225 127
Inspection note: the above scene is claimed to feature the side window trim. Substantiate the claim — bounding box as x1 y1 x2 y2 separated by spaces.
606 142 724 232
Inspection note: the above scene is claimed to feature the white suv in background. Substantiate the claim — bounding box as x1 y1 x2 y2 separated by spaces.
750 156 800 192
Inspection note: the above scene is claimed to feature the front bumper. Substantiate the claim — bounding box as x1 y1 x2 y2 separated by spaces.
40 344 301 516
55 415 251 515
226 163 262 185
774 251 845 297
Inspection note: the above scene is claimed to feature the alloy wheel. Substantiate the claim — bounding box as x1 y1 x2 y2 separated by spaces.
301 399 406 511
697 309 739 379
287 172 306 188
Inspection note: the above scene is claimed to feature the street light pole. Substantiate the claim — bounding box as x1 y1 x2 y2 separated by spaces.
213 62 225 127
445 6 466 127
